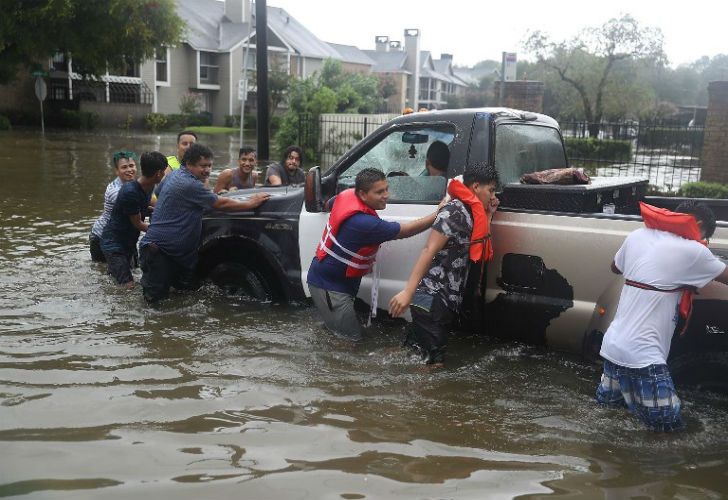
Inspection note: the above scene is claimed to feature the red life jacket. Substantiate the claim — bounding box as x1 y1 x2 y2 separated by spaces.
315 188 381 278
628 202 707 335
447 179 493 262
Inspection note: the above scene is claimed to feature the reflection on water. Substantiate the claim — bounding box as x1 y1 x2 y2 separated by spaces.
1 130 728 498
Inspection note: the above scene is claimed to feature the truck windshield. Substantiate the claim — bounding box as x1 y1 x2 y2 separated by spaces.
494 124 567 185
336 125 455 203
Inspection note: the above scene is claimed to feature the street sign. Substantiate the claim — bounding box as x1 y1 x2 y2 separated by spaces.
31 70 48 78
34 76 47 134
34 77 47 101
238 78 248 101
503 52 517 82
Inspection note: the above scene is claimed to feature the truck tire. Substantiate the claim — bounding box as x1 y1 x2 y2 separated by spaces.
206 261 275 302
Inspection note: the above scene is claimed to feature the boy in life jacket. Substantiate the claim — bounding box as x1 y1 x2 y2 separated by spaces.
597 200 728 431
307 168 443 341
389 163 500 365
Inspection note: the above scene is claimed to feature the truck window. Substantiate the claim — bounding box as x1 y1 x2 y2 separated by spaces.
494 124 567 185
336 125 455 203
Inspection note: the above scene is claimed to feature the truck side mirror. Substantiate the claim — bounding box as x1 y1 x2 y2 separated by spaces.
304 166 323 213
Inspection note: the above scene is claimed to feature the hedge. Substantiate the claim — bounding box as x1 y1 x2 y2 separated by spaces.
565 138 632 161
678 181 728 199
637 128 704 151
56 110 99 129
144 112 213 131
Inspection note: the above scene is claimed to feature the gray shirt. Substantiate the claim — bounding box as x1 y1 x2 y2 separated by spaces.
265 162 305 186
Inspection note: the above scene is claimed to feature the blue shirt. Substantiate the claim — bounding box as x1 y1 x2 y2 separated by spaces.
100 180 151 255
307 213 400 296
141 167 217 269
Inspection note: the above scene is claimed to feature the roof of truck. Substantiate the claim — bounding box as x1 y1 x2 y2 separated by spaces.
386 108 560 128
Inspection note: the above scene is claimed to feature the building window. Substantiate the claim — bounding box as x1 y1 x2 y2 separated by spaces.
199 51 219 84
51 53 66 71
155 48 169 83
109 57 139 77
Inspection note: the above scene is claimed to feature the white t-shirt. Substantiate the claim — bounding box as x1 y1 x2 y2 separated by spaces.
600 228 726 368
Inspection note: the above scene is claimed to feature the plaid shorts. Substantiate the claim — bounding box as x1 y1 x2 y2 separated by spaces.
596 359 684 432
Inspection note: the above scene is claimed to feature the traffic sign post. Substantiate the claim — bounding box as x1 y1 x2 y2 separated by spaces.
34 76 47 134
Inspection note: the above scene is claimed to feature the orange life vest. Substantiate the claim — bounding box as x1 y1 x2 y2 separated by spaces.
629 202 707 335
315 188 381 278
447 179 493 262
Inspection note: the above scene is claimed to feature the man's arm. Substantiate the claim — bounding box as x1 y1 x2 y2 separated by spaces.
396 211 436 239
395 198 447 239
611 260 622 275
389 229 449 317
128 213 148 232
715 264 728 285
267 174 282 186
212 192 270 211
214 169 232 193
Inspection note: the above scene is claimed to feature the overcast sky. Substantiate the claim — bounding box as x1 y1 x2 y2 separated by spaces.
268 0 726 67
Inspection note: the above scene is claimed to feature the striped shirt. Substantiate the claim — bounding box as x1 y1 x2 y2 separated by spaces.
91 177 123 237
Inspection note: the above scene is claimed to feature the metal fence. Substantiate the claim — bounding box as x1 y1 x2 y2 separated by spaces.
298 113 398 169
300 114 705 192
562 120 704 192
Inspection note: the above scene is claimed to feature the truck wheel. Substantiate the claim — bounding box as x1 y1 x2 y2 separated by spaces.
207 261 275 302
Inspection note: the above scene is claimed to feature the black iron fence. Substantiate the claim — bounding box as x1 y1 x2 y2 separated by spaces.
299 114 704 192
562 120 703 191
297 113 398 169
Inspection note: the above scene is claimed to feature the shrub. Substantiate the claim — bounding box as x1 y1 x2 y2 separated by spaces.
565 138 632 161
145 112 168 131
678 181 728 199
186 111 212 127
179 92 202 115
0 115 11 130
637 128 704 152
58 109 99 129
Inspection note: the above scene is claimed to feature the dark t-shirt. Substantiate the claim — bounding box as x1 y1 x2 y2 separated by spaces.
416 199 473 311
101 180 151 255
265 162 305 185
307 213 400 296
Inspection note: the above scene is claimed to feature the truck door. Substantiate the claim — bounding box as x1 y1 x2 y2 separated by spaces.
298 124 457 317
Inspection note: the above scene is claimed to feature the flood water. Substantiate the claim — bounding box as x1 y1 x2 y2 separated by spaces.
2 129 728 499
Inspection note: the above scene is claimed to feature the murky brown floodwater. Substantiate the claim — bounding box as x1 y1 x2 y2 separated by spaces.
1 129 728 499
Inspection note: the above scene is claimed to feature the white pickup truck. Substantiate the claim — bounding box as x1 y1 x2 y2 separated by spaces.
200 108 728 390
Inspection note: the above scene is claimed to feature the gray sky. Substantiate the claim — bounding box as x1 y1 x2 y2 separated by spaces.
269 0 726 67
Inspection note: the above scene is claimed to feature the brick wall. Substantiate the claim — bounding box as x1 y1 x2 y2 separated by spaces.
702 81 728 184
493 81 544 113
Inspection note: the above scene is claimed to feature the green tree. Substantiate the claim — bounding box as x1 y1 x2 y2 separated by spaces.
275 59 381 162
524 14 665 136
0 0 183 83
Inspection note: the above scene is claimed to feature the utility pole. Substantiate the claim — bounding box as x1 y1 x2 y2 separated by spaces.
255 0 269 161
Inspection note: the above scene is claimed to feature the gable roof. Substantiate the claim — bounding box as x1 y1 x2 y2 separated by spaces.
327 43 375 66
265 6 340 59
176 0 346 60
177 0 251 52
362 50 409 73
